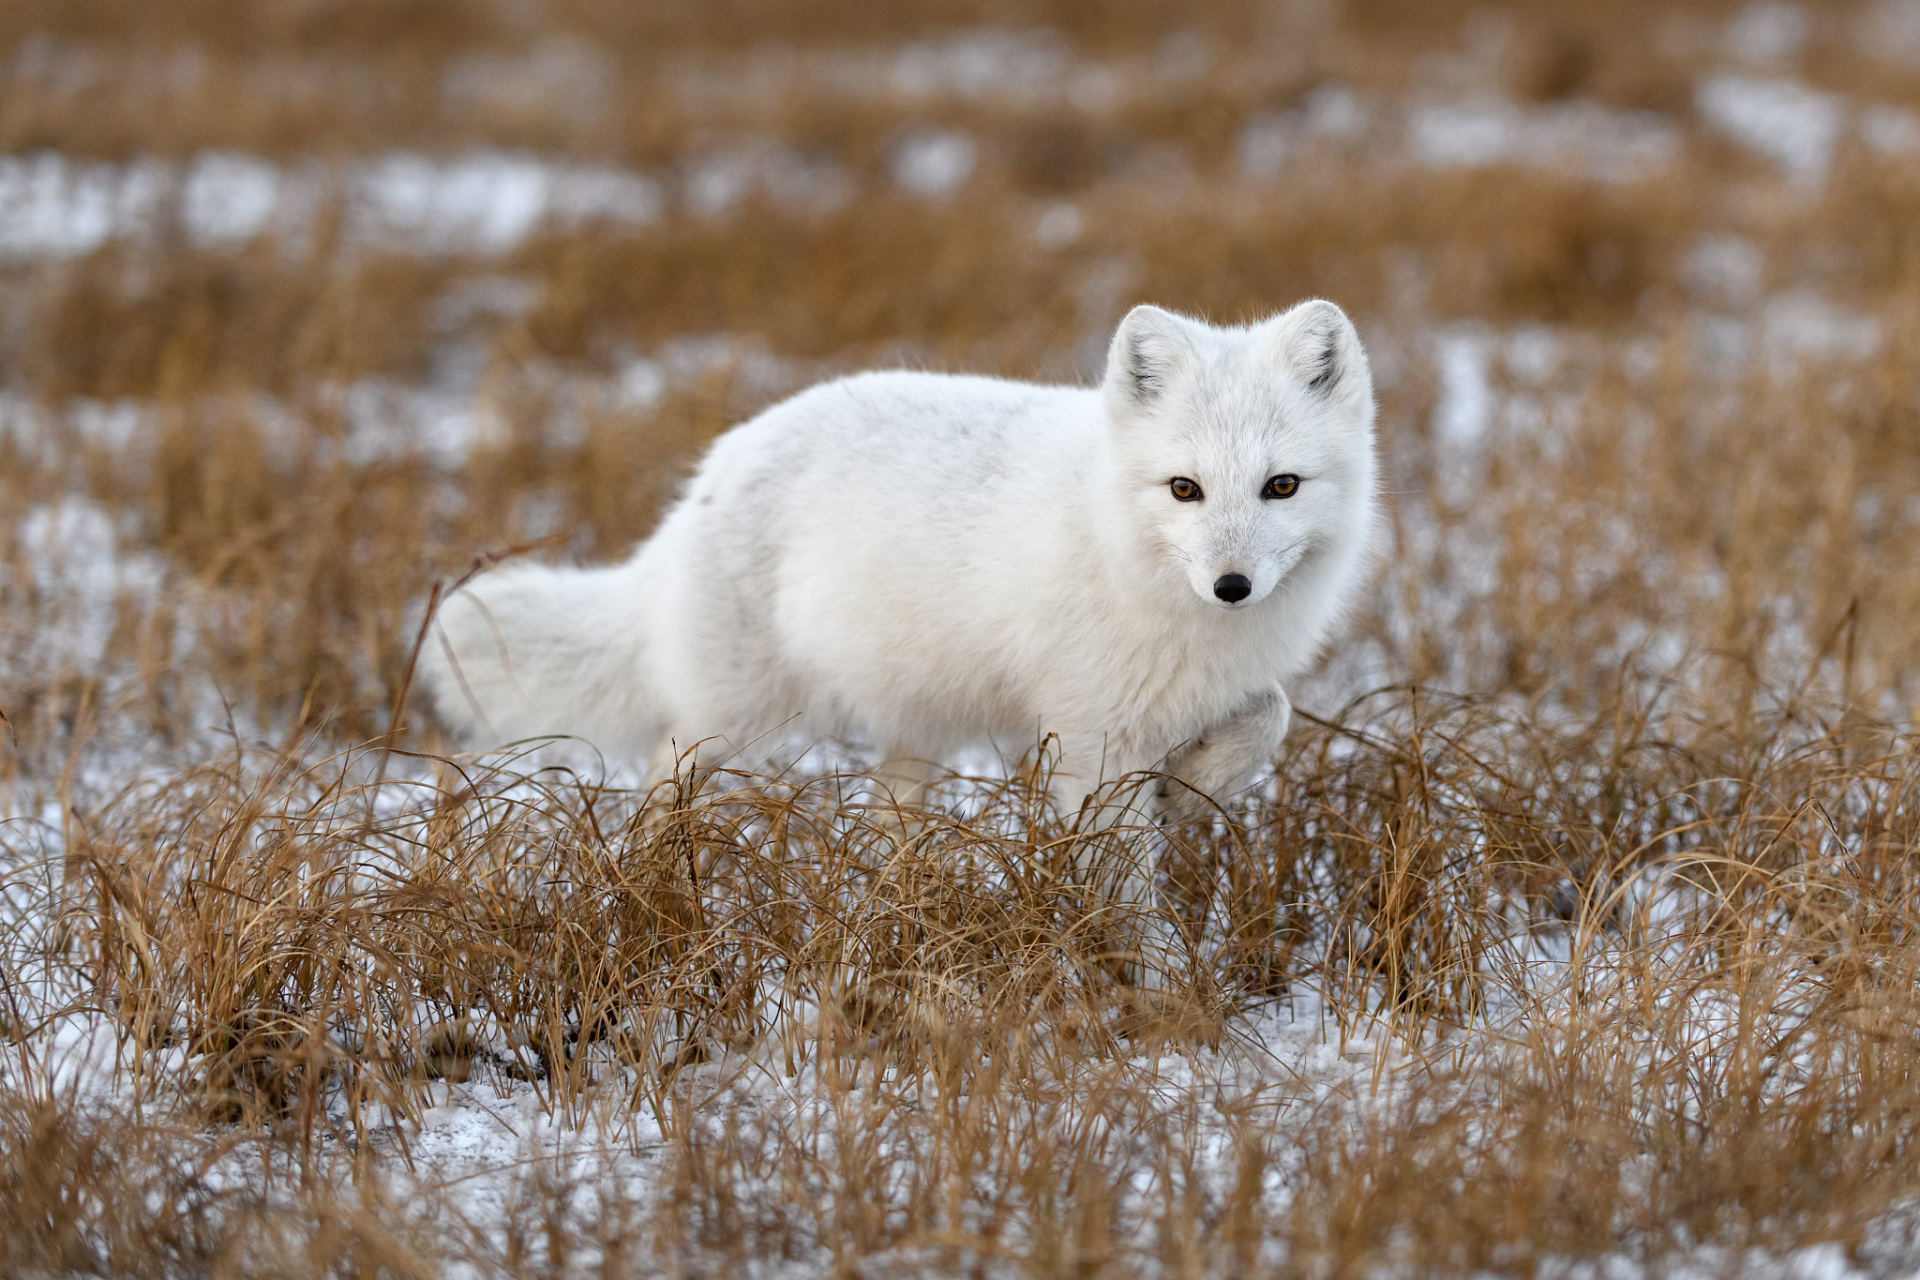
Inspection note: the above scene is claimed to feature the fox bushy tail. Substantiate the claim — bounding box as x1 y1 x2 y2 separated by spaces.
416 561 658 755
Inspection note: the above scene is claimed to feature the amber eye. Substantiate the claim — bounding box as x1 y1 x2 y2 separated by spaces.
1169 476 1203 502
1262 473 1301 500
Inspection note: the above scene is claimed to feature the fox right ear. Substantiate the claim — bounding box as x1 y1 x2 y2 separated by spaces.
1267 299 1368 404
1104 305 1196 410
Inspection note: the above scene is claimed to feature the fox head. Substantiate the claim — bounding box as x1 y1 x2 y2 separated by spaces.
1099 299 1378 613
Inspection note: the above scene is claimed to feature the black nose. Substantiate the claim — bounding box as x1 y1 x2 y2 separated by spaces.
1213 574 1252 603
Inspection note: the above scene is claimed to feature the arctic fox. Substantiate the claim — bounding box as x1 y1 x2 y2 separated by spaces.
420 300 1378 828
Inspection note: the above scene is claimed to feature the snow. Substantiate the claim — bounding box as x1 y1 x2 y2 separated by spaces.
181 151 292 244
888 127 978 197
1685 233 1766 306
1861 103 1920 155
0 152 165 260
1240 86 1683 184
1761 290 1883 364
339 378 510 466
886 28 1071 101
1406 97 1682 181
543 166 669 228
6 496 165 676
1431 327 1496 448
355 153 556 254
682 142 852 219
1696 74 1846 185
350 151 664 253
1237 83 1371 180
1032 201 1084 248
0 149 664 261
4 59 1918 269
660 28 1155 116
1153 29 1214 84
1545 1242 1882 1279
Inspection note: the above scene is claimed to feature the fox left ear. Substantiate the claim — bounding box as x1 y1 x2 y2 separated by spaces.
1104 305 1197 411
1268 299 1369 403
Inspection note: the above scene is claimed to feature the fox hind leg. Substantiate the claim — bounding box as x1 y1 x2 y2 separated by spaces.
1092 686 1294 994
1036 740 1185 992
873 751 941 810
640 728 727 831
870 750 942 846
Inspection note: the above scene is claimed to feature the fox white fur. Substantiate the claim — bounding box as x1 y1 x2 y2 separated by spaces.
420 300 1379 822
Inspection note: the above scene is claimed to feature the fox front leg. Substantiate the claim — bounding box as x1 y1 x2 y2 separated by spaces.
1154 685 1293 823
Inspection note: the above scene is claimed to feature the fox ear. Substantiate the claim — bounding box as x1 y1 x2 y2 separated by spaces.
1105 305 1196 410
1269 299 1368 402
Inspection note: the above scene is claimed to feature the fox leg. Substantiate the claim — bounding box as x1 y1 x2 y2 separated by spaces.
1057 690 1291 994
868 750 942 846
1153 685 1292 824
873 751 941 810
640 728 724 833
644 730 691 792
1040 738 1184 991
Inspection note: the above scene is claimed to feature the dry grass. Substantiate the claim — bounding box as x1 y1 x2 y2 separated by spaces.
2 0 1920 1274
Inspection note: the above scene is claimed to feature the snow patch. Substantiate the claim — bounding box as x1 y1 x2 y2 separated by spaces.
1406 97 1681 182
1761 290 1882 363
682 142 851 218
180 151 289 245
1033 201 1084 248
889 127 977 197
441 38 613 121
0 153 165 260
7 497 164 675
1237 83 1370 180
1861 103 1920 155
351 151 662 254
1684 233 1765 306
340 380 510 466
1696 74 1846 185
888 28 1070 100
0 150 663 261
1431 327 1496 448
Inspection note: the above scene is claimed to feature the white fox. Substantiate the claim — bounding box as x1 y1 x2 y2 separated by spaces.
421 300 1378 830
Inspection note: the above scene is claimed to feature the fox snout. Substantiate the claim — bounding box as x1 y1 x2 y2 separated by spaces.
1212 573 1252 604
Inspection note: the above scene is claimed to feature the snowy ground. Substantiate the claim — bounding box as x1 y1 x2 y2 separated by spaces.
0 74 1915 262
4 3 1920 1271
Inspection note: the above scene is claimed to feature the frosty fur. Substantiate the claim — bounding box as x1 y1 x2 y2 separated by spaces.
421 300 1379 828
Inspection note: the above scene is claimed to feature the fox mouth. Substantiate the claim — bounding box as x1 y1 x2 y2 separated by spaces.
1201 581 1263 611
1201 543 1308 610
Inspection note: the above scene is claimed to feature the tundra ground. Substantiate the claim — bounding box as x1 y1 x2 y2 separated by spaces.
3 2 1920 1275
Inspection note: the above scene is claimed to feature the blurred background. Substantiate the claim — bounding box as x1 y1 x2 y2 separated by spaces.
0 0 1916 774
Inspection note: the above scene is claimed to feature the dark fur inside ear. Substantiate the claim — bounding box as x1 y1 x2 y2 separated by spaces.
1302 328 1342 394
1124 331 1173 402
1106 305 1194 409
1277 300 1356 399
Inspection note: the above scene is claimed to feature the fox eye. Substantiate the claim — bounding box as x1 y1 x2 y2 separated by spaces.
1262 474 1301 500
1169 477 1203 502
